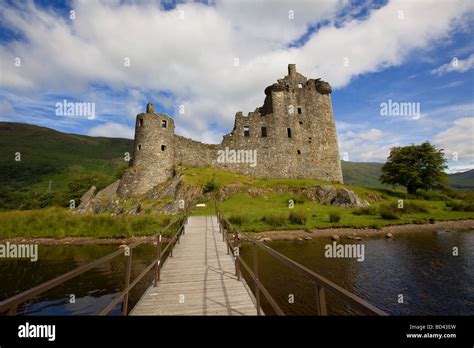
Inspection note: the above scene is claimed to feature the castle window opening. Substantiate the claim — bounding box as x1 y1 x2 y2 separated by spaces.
261 127 267 137
298 83 303 88
161 120 167 128
287 128 292 138
161 145 166 151
138 144 142 151
297 150 301 154
243 126 250 137
138 118 143 127
299 121 303 125
298 107 302 114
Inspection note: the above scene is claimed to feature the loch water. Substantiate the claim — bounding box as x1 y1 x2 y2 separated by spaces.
0 230 472 315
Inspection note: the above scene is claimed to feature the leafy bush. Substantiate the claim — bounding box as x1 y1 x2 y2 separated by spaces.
261 214 287 227
329 211 341 223
289 211 307 225
402 201 429 213
379 203 401 220
352 206 377 215
446 190 474 202
228 215 248 225
414 190 449 201
203 179 218 193
288 195 306 204
447 201 474 212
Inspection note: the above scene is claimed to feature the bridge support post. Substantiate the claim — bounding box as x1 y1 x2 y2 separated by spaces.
234 232 240 280
253 243 261 316
122 248 133 315
154 234 162 286
315 283 327 315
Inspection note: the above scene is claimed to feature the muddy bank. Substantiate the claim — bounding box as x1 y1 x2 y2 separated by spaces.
247 219 474 241
1 219 473 245
0 236 161 246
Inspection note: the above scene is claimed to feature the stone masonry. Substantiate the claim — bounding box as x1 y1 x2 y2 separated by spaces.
117 64 343 197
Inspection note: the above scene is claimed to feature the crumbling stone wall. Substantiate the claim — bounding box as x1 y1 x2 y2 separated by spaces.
118 65 343 197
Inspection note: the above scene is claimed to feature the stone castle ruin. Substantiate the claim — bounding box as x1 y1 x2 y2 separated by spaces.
117 64 343 197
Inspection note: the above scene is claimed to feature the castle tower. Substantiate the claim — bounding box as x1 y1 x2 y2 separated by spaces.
223 64 343 182
117 103 175 197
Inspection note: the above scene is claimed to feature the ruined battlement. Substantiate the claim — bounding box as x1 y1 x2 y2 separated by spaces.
117 64 343 197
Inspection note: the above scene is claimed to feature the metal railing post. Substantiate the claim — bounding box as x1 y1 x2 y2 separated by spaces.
154 234 162 286
315 283 327 315
253 243 261 316
122 248 133 315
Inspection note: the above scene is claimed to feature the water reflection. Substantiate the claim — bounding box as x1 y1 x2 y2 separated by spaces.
0 244 156 315
240 230 474 315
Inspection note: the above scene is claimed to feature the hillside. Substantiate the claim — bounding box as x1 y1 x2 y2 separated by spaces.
0 122 132 210
448 170 474 190
340 161 385 188
342 160 474 191
0 122 472 210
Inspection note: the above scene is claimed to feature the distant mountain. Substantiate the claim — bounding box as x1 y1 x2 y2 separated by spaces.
448 169 474 190
0 122 472 210
342 160 474 191
341 161 385 188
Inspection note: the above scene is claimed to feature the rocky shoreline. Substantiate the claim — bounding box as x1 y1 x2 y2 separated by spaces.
1 219 473 245
248 219 474 242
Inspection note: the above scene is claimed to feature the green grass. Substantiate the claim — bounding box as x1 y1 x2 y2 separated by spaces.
181 167 250 186
182 167 474 231
0 207 177 238
214 192 474 231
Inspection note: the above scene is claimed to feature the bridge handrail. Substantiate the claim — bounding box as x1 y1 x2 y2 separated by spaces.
215 202 387 316
0 212 189 316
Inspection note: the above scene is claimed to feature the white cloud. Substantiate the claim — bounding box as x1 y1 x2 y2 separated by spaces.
88 122 134 139
431 53 474 75
446 164 474 174
433 117 474 163
338 127 395 162
0 0 473 144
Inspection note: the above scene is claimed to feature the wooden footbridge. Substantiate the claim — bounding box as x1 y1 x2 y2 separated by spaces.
0 205 387 316
131 216 257 315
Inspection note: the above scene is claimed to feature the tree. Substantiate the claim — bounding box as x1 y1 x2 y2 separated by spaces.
380 142 448 194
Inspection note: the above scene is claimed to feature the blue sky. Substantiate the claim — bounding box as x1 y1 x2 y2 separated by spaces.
0 0 473 172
